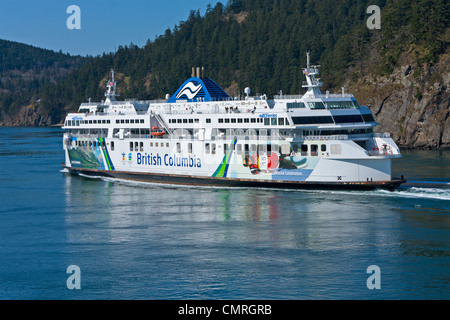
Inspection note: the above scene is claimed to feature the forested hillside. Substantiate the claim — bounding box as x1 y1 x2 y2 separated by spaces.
0 0 449 148
0 40 87 123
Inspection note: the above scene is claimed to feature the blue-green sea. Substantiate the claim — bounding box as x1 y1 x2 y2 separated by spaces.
0 127 448 299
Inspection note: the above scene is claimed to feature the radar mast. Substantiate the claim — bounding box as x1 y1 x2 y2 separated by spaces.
302 52 323 98
105 69 119 103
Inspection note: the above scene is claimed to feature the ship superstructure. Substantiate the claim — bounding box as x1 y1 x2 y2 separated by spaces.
62 55 405 190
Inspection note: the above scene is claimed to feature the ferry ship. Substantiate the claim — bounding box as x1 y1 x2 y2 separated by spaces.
62 54 405 190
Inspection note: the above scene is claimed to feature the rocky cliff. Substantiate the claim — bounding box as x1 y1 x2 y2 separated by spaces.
0 103 64 127
348 50 449 149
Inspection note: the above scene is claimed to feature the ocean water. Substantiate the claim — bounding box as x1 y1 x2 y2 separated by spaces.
0 127 448 300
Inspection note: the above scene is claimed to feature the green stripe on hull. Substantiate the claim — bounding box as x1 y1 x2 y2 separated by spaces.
213 139 237 178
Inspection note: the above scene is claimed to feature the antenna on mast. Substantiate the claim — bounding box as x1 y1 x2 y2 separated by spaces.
306 51 310 69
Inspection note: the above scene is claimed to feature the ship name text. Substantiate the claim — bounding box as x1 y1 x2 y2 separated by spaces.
136 152 202 168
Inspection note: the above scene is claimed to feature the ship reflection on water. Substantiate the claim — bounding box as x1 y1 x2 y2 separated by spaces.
62 167 449 299
63 173 400 252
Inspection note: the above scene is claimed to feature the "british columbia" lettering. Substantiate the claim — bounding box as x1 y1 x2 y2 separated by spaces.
136 152 201 168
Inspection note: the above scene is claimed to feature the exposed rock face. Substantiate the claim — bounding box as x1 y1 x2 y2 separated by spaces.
349 53 450 149
0 104 65 127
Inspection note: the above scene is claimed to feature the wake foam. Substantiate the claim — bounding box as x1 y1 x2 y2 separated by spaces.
380 187 450 201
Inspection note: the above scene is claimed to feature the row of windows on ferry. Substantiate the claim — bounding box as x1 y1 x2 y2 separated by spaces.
287 100 361 110
73 140 106 148
122 140 329 157
291 113 375 125
65 118 146 127
203 142 327 157
69 127 373 142
119 126 373 140
169 117 289 126
66 119 111 126
74 137 341 157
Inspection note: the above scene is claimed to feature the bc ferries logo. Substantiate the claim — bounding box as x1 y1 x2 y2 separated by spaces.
176 82 203 100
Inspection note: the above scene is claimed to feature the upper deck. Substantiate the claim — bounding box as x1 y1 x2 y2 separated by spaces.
63 54 378 138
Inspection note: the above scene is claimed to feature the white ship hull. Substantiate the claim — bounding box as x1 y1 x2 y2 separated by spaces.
63 135 404 190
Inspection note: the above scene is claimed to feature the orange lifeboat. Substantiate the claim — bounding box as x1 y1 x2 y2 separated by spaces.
151 127 166 137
